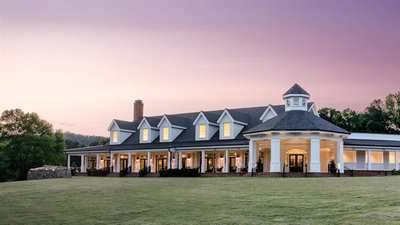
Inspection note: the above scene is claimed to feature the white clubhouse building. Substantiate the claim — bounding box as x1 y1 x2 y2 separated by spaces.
65 84 400 176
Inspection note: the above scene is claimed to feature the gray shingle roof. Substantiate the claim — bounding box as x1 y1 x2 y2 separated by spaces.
114 119 138 131
283 83 310 96
344 139 400 148
244 110 349 134
67 102 350 153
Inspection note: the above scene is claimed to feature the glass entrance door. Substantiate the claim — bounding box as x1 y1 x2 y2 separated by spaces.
289 154 304 172
157 158 167 172
120 159 128 171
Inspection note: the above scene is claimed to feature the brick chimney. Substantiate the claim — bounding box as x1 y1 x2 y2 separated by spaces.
134 100 144 121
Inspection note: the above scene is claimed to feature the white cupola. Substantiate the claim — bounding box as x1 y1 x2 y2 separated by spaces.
283 83 310 111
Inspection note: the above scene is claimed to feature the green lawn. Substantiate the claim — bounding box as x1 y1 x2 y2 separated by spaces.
0 177 400 225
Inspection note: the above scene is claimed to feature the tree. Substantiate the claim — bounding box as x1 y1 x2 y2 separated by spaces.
318 92 400 134
0 109 66 181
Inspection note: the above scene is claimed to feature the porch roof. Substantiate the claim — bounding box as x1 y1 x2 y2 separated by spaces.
344 139 400 148
64 139 249 153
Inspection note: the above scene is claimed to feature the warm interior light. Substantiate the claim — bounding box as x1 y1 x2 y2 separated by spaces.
199 124 206 138
223 123 231 137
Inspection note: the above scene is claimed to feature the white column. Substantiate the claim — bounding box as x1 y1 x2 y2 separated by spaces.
110 153 113 172
201 150 205 173
84 156 88 172
67 154 71 169
174 151 178 169
80 155 84 172
179 152 183 169
395 151 399 170
367 150 372 170
336 140 344 173
167 151 171 169
248 140 255 173
270 138 281 172
96 154 100 169
147 152 151 172
310 138 321 173
128 153 132 173
116 154 121 172
225 150 229 173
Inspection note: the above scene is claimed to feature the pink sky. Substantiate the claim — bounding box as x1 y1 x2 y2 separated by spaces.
1 0 399 136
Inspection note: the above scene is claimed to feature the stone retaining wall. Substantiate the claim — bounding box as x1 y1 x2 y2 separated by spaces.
27 165 71 180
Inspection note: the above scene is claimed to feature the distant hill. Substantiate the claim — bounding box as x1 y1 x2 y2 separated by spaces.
64 132 107 149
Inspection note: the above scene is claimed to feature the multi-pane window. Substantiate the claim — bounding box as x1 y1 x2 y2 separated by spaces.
365 151 383 163
302 98 306 106
142 128 149 141
223 123 231 137
162 127 169 140
389 152 395 164
112 131 118 143
199 124 206 138
343 151 356 163
293 97 300 106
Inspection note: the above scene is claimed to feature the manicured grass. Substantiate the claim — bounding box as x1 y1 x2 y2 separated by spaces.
1 176 400 224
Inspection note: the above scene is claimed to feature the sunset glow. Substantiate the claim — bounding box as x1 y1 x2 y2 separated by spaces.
1 0 399 136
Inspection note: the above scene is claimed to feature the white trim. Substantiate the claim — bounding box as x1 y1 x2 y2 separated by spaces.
216 109 248 126
308 103 319 117
283 93 310 99
259 105 278 122
192 111 218 126
244 130 349 139
107 119 136 132
344 145 400 151
157 115 172 128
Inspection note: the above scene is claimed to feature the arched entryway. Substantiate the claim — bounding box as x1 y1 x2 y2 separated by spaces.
285 149 308 172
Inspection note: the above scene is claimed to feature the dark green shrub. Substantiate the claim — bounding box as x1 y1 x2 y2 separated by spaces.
87 168 109 176
159 168 200 177
392 169 400 175
139 169 147 177
328 160 337 173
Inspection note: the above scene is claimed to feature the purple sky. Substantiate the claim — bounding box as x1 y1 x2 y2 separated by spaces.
1 0 399 136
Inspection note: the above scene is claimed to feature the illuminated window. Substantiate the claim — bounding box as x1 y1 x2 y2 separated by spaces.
389 152 395 164
343 151 356 163
142 128 149 141
366 151 383 163
199 124 206 138
162 127 169 140
294 97 300 106
223 123 230 137
112 131 118 143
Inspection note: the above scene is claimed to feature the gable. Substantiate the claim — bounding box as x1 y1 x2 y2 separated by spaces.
260 105 278 122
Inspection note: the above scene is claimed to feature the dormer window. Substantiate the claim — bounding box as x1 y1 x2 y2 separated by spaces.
142 128 149 141
223 123 231 137
199 124 206 138
112 131 118 143
286 99 290 106
162 127 169 140
302 98 306 106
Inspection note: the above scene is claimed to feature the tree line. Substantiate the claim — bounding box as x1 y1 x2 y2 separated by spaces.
319 92 400 133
